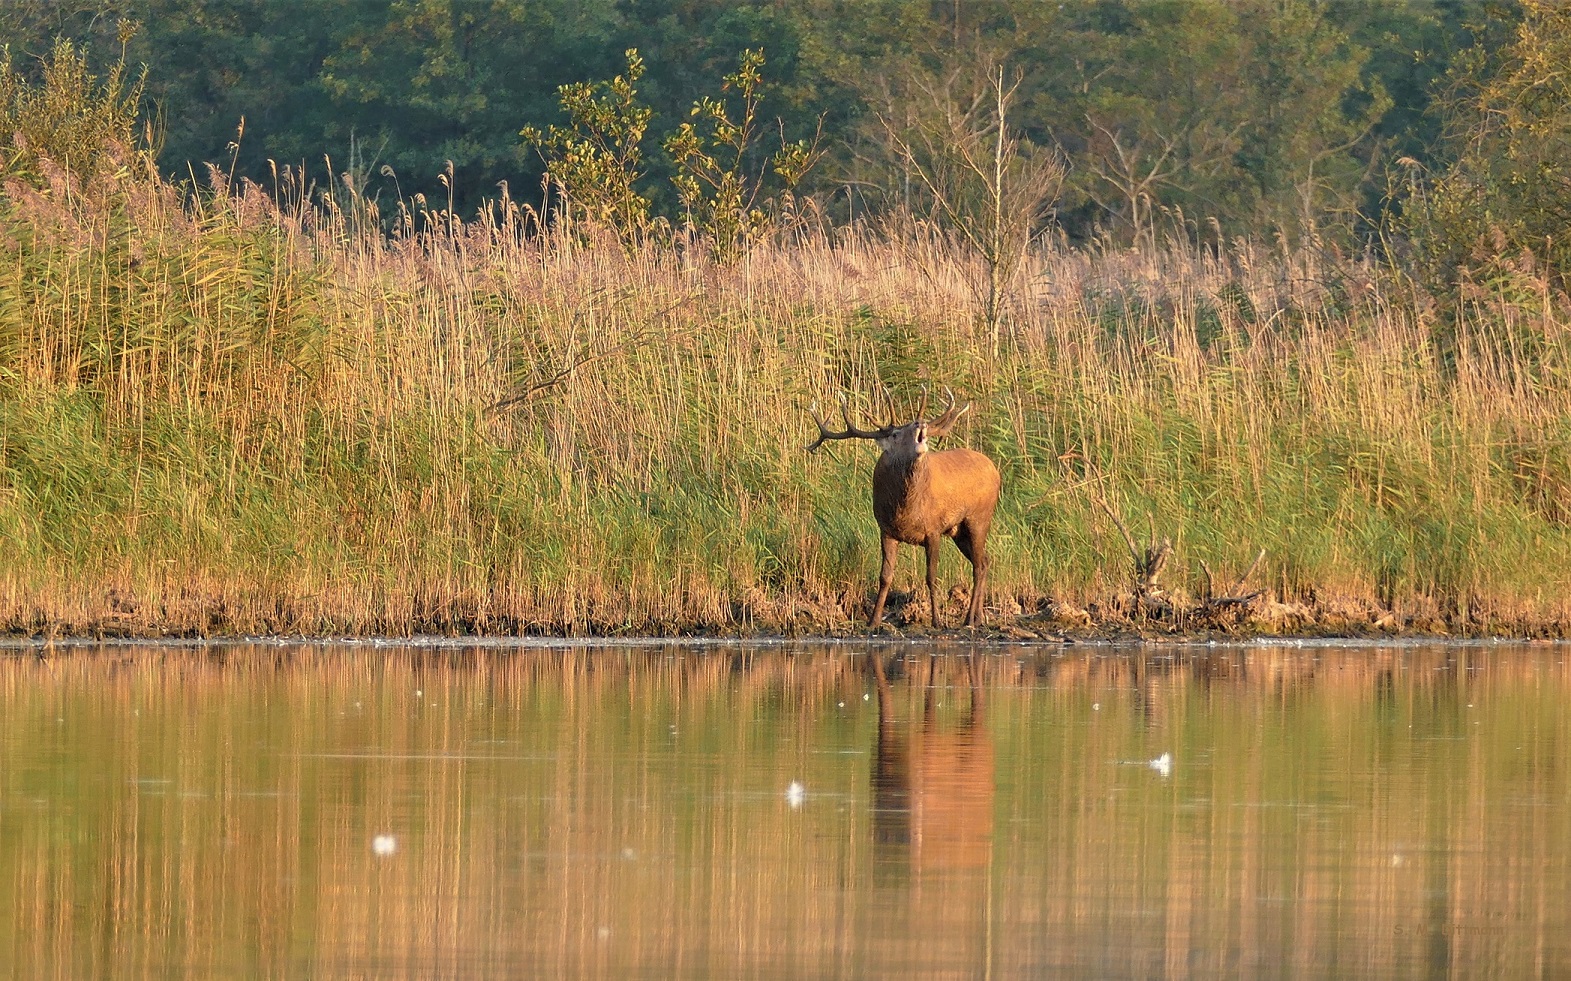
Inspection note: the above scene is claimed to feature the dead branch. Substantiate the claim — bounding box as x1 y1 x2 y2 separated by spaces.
1090 494 1171 607
486 294 692 413
1200 547 1267 609
1093 493 1140 565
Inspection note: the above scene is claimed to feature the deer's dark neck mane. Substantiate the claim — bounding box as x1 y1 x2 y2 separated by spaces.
872 452 928 534
876 449 924 486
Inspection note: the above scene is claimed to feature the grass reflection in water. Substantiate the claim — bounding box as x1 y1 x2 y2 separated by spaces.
1 641 1570 978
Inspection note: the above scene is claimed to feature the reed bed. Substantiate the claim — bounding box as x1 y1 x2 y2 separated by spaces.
2 163 1569 636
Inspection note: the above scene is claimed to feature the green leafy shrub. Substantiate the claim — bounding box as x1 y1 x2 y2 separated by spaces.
521 49 652 241
0 27 151 191
524 47 818 257
664 49 820 259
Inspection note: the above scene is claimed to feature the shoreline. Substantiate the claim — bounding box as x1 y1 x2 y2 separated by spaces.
5 591 1567 645
3 631 1566 650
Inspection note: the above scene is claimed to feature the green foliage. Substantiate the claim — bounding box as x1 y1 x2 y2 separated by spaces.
1024 0 1389 241
522 48 652 239
1402 0 1571 293
664 49 819 258
0 0 1515 247
804 0 1476 244
0 29 150 188
1333 1 1486 170
519 47 820 255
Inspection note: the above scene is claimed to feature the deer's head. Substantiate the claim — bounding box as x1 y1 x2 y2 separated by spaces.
807 387 970 460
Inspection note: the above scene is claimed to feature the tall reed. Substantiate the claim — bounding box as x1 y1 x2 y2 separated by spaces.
2 163 1568 635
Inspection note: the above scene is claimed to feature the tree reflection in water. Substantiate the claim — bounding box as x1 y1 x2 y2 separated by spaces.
6 641 1571 978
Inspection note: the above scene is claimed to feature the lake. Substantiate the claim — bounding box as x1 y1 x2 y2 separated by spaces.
3 639 1569 978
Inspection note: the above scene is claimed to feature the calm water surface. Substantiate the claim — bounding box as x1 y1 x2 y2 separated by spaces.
3 640 1570 979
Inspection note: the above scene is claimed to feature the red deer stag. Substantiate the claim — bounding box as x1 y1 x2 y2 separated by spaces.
808 390 1001 627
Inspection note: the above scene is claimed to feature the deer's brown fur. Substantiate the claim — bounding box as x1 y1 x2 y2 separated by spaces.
808 391 1001 627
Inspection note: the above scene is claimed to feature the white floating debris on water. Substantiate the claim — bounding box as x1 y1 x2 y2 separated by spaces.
1149 753 1173 777
597 926 611 941
1391 853 1406 868
1092 702 1100 711
372 834 397 856
415 690 422 698
863 694 870 701
786 781 806 809
837 701 845 708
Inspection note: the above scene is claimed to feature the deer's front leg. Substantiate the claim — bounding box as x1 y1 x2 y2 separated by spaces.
870 536 900 626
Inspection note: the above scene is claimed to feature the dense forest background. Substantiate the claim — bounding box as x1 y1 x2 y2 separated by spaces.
0 0 1519 245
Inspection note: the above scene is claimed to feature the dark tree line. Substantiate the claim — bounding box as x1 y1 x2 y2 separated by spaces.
0 0 1524 248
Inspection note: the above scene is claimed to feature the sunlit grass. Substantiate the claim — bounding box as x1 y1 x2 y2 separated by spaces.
2 163 1570 635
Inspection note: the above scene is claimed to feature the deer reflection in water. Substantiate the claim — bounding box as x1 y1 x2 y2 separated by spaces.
867 651 997 974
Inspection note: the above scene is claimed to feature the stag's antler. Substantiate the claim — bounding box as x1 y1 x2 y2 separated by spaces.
924 387 971 438
806 393 898 452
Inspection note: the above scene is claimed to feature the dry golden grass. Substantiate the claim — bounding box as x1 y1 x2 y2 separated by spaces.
2 163 1570 635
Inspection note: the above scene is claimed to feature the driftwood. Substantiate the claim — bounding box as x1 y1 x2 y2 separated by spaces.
1072 455 1267 627
1200 548 1266 611
1091 496 1172 616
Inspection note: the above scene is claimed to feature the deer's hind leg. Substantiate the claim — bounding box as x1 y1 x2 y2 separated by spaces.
924 535 943 627
953 517 991 627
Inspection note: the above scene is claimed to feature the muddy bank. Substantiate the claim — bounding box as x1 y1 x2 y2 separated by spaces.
6 585 1567 642
725 588 1571 642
